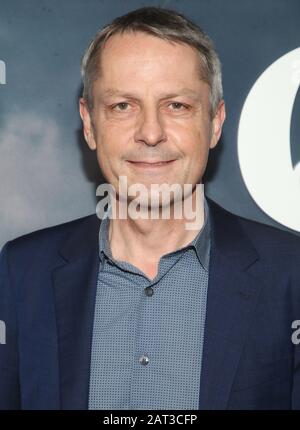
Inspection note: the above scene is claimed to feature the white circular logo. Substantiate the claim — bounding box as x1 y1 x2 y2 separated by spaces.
238 48 300 232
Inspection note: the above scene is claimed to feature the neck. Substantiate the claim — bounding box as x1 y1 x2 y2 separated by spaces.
108 186 205 264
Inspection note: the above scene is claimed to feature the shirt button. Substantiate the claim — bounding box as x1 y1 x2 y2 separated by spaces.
139 354 149 366
144 286 154 297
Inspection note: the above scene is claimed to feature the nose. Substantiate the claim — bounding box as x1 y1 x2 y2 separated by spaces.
134 106 167 147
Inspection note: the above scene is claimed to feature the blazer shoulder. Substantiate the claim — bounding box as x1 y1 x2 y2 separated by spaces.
237 213 300 251
228 206 300 257
2 213 99 258
207 197 300 255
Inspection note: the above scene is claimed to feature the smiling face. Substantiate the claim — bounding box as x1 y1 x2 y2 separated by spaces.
80 31 225 206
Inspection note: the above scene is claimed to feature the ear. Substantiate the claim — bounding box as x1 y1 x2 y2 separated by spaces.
79 98 97 150
209 100 226 149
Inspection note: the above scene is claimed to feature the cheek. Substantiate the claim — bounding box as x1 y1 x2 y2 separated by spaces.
173 122 208 156
96 125 123 158
94 129 128 181
97 113 133 149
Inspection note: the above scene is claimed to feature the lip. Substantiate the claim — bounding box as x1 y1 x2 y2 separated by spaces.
126 160 176 168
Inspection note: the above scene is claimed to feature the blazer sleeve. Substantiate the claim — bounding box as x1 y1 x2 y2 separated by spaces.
0 242 21 409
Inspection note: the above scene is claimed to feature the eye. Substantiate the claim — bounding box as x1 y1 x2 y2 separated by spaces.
112 102 130 111
169 102 188 111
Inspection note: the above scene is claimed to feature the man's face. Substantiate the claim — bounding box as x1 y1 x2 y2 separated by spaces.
80 31 225 204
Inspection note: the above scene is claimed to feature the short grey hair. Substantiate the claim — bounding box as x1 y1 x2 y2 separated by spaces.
81 6 223 117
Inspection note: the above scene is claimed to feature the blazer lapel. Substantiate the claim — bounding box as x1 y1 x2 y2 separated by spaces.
52 214 101 410
199 198 264 409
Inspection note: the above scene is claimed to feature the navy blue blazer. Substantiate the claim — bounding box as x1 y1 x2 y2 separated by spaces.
0 197 300 410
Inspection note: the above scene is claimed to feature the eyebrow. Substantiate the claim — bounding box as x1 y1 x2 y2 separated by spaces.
101 88 201 101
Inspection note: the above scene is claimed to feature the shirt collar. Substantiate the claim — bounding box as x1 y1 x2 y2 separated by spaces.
98 206 113 262
188 195 210 271
98 194 211 271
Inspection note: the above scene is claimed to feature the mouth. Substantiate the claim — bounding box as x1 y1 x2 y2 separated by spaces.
126 160 176 168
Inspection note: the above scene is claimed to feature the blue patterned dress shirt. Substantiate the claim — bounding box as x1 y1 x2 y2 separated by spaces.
88 196 211 410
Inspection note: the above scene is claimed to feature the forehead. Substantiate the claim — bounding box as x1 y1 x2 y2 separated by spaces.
98 31 202 83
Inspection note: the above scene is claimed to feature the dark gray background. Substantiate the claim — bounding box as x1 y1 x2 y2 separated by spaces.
0 0 299 249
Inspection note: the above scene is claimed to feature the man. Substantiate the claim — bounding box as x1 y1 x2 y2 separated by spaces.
0 6 300 410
